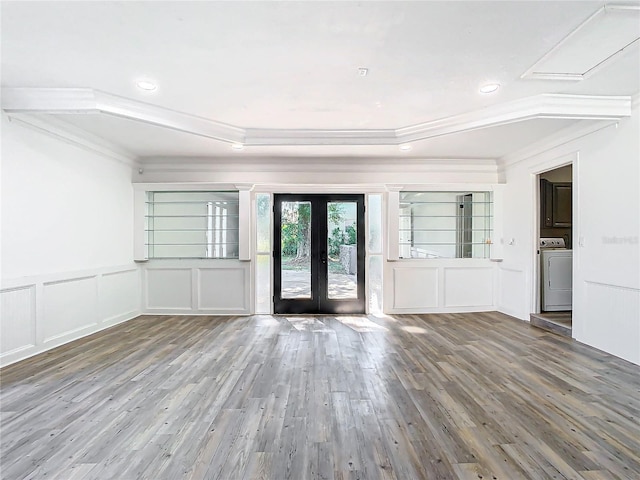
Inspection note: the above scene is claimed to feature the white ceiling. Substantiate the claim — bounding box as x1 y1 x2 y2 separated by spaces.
1 1 639 163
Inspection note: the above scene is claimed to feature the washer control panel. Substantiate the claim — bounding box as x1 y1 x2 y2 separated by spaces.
539 238 566 249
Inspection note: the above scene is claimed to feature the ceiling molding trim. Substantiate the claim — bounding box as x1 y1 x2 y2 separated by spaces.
141 156 497 165
138 158 499 175
92 91 245 143
134 171 500 187
5 113 139 168
396 183 502 191
2 88 245 144
244 128 397 146
535 94 632 118
1 88 99 113
141 157 497 173
138 164 500 174
2 88 631 148
396 94 630 144
498 119 618 170
134 182 392 194
246 94 631 145
251 184 390 194
132 182 243 192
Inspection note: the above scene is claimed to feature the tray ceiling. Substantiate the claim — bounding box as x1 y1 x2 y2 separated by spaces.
1 1 638 162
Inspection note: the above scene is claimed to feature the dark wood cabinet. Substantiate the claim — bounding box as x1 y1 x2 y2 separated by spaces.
541 179 572 228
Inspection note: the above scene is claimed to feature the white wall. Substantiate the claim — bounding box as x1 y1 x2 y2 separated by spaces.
499 108 640 365
1 114 139 366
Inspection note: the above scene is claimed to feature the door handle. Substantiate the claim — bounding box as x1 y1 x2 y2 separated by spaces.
321 251 327 264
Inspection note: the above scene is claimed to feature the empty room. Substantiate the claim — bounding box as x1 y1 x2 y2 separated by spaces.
1 1 639 479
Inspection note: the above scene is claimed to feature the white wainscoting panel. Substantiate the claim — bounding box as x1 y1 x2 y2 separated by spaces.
100 269 140 322
392 267 439 309
497 266 527 319
198 268 247 311
0 286 36 356
145 268 192 310
142 260 251 315
444 267 493 307
580 281 640 365
0 265 141 367
385 259 496 313
43 276 98 343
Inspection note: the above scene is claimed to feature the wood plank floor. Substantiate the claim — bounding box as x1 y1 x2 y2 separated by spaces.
1 312 639 480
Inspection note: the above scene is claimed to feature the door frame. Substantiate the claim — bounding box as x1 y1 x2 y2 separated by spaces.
531 155 576 316
273 193 366 314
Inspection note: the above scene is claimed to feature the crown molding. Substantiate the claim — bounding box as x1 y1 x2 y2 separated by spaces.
396 94 630 143
244 127 397 146
132 182 393 194
140 156 497 171
1 87 100 112
2 88 632 148
93 90 245 143
5 112 138 168
536 93 632 118
3 88 245 143
256 184 391 193
132 182 242 191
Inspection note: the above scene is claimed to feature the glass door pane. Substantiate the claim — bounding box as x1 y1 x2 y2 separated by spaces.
255 193 271 314
273 194 365 315
327 202 358 299
280 201 312 299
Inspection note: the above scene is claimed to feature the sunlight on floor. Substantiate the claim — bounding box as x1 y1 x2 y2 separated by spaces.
253 316 281 327
400 325 429 334
334 316 388 332
283 315 389 333
285 317 333 332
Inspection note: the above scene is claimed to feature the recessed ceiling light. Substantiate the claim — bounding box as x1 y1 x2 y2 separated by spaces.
358 67 369 77
399 144 412 152
231 143 244 151
479 83 500 94
135 79 157 92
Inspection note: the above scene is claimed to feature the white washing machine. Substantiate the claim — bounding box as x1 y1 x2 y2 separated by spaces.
540 238 572 311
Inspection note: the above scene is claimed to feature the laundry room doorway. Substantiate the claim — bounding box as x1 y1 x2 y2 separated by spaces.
531 164 574 336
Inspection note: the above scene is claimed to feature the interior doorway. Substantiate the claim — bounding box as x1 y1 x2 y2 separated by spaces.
531 164 573 336
273 194 366 314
